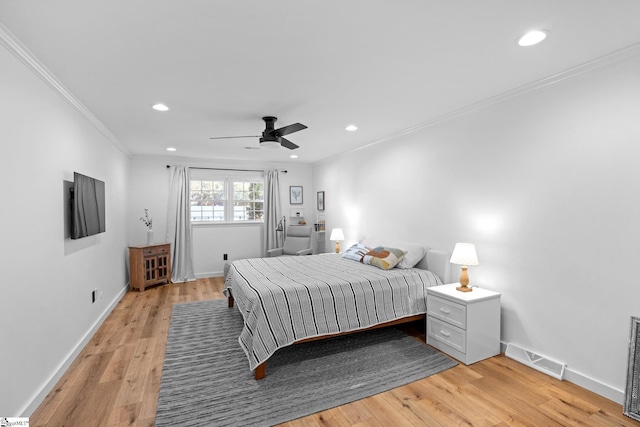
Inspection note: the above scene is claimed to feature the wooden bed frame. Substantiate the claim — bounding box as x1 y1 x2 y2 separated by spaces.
227 292 425 380
225 249 451 380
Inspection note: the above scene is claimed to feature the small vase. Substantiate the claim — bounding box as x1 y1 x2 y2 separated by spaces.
147 228 154 245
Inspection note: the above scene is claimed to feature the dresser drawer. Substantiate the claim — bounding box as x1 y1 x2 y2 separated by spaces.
427 294 466 329
427 316 466 354
142 244 169 256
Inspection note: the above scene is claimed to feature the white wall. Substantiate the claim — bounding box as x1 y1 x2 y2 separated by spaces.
0 45 130 415
0 34 313 415
4 19 635 416
128 157 314 277
313 53 640 403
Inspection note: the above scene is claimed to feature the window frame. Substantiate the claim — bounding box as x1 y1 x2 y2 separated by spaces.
190 170 265 225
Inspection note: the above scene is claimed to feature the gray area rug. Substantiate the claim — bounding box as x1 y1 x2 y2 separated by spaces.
155 299 457 427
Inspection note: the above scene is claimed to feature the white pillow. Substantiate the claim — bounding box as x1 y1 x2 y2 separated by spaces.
396 243 427 269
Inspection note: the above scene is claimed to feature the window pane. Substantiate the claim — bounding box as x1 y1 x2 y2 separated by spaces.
231 180 264 222
190 177 263 222
190 179 226 222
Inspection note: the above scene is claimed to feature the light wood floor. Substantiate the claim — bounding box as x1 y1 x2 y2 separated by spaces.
30 277 637 426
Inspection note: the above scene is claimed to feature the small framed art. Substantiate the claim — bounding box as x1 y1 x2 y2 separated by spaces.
317 191 325 211
290 186 303 205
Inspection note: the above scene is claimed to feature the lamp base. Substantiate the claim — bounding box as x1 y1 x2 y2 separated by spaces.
334 241 341 253
456 266 473 292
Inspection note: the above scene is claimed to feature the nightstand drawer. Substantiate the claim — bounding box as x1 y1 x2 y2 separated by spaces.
427 316 466 353
427 294 466 329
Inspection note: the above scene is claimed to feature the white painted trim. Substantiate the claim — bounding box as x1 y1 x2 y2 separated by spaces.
0 23 129 157
564 369 624 405
20 285 129 417
195 271 223 279
500 341 624 404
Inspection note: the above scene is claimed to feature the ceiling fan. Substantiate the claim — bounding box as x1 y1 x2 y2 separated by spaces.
210 116 307 150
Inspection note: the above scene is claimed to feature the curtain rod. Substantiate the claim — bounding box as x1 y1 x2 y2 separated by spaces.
166 165 287 173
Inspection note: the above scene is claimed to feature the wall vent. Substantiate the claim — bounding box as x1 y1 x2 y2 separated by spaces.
505 343 566 380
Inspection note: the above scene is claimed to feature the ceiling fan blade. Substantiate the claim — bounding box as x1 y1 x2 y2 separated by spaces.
273 123 307 137
210 135 260 140
280 137 299 150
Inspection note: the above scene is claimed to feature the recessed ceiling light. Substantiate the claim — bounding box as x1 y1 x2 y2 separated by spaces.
345 124 358 132
166 147 176 152
290 154 298 159
152 103 170 111
518 30 548 47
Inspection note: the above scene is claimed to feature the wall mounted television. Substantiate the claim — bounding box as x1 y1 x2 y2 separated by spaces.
70 172 106 239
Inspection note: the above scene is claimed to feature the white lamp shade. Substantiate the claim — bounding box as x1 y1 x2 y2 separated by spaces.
449 243 479 266
330 228 345 241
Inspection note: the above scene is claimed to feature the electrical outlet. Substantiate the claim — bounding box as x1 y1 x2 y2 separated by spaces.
223 253 228 261
91 289 97 303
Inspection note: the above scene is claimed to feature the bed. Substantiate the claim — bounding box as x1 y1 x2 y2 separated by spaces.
223 246 451 379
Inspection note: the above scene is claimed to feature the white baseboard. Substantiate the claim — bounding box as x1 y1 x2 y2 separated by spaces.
21 284 129 417
564 368 624 404
195 271 223 279
500 341 624 405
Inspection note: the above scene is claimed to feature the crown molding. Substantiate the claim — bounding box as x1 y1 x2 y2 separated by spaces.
0 23 129 157
315 41 640 166
390 41 640 140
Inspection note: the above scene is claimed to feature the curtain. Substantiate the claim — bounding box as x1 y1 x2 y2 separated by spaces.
166 166 196 283
263 170 281 256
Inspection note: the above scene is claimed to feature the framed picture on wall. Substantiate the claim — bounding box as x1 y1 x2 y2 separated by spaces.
317 191 325 211
290 186 303 205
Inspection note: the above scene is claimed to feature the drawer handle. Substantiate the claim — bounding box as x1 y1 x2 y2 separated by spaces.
439 330 451 337
439 307 451 314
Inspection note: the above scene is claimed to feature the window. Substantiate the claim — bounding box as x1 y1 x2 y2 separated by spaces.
232 181 264 221
190 179 225 222
190 172 264 223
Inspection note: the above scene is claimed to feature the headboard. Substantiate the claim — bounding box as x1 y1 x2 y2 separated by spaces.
415 248 451 284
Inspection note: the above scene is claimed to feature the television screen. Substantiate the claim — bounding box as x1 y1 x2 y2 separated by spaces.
71 172 106 239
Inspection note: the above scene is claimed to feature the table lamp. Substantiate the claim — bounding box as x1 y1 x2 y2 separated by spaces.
329 228 345 253
449 243 479 292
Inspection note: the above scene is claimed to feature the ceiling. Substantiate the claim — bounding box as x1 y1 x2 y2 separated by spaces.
2 1 640 164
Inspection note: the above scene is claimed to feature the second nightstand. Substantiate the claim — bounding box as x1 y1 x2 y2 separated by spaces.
426 283 501 365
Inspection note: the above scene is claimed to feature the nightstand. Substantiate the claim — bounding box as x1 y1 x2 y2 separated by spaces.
426 283 501 365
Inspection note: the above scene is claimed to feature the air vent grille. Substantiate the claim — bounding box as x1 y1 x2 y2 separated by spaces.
505 343 566 380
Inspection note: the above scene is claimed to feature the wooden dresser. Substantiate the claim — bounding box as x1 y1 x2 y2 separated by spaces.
129 243 171 291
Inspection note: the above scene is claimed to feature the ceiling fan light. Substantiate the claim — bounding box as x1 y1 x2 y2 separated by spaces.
260 138 281 149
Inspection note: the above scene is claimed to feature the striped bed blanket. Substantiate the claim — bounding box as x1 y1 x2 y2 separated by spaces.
223 253 442 371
